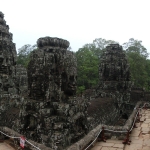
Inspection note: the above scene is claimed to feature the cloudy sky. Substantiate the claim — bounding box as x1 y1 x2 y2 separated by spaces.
1 0 150 53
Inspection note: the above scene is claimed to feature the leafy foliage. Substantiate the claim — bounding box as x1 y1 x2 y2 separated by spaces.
76 38 150 93
17 44 37 67
123 38 149 90
76 38 118 93
76 46 99 93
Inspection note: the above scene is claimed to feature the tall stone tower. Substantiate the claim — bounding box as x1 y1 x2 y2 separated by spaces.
0 11 28 129
97 44 133 107
0 11 18 114
19 37 88 149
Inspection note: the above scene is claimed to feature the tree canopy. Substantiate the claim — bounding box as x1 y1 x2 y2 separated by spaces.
76 38 150 93
17 44 37 67
76 38 119 93
123 38 149 90
16 38 150 92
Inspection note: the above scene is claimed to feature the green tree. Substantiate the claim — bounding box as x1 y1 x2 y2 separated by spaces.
123 38 149 58
17 44 37 67
76 46 99 93
123 38 149 89
93 38 118 50
145 59 150 90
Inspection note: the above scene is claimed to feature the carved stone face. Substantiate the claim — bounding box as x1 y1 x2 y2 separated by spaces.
62 67 77 95
31 75 44 99
61 51 77 96
67 75 77 95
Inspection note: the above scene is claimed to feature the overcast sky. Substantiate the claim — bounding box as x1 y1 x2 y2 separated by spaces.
1 0 150 53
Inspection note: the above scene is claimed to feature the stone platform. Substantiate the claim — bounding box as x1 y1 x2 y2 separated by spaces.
90 109 150 150
0 142 15 150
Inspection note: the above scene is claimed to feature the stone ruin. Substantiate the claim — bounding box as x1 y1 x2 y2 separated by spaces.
0 11 28 129
0 11 18 117
17 37 89 149
0 11 88 149
1 10 147 150
96 44 133 106
87 44 133 128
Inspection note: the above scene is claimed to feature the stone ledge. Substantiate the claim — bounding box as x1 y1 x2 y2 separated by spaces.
0 127 52 150
67 101 145 150
0 101 148 150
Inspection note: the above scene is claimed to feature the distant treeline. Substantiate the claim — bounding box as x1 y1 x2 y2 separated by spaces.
17 38 150 93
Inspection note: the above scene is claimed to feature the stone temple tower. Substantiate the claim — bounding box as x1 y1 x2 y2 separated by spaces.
96 44 133 107
19 37 88 149
0 11 18 115
0 11 28 129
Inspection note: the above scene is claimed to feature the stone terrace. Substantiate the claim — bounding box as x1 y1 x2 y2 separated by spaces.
90 108 150 150
0 142 15 150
